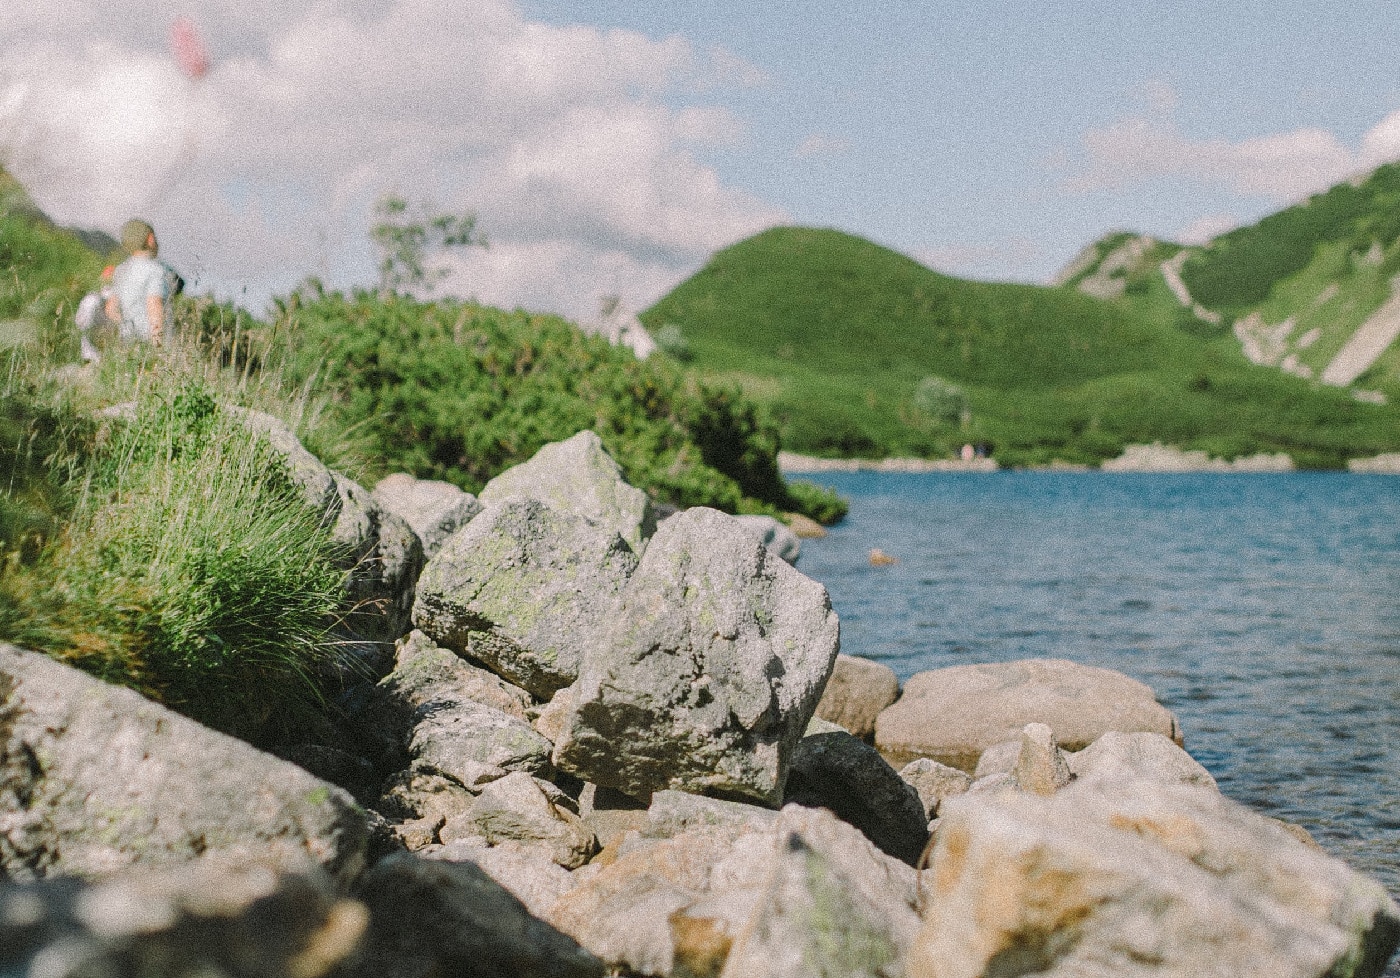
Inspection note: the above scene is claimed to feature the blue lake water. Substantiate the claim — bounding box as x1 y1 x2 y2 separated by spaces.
794 471 1400 913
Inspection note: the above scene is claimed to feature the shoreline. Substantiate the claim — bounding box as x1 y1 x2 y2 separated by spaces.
780 445 1400 475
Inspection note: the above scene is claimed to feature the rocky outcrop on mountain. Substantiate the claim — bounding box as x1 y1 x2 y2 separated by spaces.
874 658 1182 771
0 644 369 883
1101 441 1296 472
551 507 840 805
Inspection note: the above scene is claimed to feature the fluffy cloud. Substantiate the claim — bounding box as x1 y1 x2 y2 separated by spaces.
0 0 783 318
1070 83 1400 203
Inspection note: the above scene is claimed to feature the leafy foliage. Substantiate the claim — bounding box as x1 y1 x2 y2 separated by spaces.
270 285 843 519
370 195 486 295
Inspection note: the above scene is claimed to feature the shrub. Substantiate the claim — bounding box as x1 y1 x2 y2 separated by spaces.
654 322 693 362
0 372 350 747
912 375 967 425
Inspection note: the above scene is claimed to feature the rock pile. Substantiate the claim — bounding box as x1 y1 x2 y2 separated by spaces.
3 429 1397 978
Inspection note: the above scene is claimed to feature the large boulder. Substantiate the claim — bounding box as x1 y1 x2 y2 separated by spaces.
351 852 604 978
477 429 656 553
372 472 483 558
732 514 801 565
1067 730 1218 790
1 863 367 978
907 778 1400 978
423 838 581 918
783 730 928 865
442 771 598 869
407 697 553 789
413 497 639 699
875 658 1182 771
0 645 369 883
551 507 841 806
815 653 900 740
234 408 423 644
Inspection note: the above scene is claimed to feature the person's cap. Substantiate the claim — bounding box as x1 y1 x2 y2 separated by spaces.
120 219 155 254
101 265 114 280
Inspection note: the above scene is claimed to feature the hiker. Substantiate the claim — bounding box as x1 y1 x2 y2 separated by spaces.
73 265 116 362
105 219 180 347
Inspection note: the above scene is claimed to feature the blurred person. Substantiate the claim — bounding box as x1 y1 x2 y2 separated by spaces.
73 265 116 362
106 219 180 347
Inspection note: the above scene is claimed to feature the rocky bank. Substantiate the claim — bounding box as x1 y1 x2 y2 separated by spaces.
3 427 1397 978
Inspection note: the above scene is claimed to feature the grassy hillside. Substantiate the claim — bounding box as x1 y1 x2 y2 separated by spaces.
1066 164 1400 396
642 226 1400 467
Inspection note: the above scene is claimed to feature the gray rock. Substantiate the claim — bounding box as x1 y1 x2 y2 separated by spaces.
815 654 900 740
233 408 424 644
733 514 801 565
783 731 929 865
376 629 533 727
442 772 597 869
372 472 483 558
875 658 1183 771
377 764 479 824
1068 730 1218 790
719 810 922 978
0 645 368 884
408 697 553 788
478 430 656 553
972 738 1021 779
352 852 604 978
413 497 638 699
552 508 840 806
1011 722 1074 796
0 862 367 978
425 839 580 918
643 789 778 841
898 758 973 821
907 778 1400 978
578 783 651 850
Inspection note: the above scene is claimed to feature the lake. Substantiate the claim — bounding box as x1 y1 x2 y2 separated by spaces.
793 471 1400 913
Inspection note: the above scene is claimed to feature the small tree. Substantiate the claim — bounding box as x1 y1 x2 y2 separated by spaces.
370 195 487 295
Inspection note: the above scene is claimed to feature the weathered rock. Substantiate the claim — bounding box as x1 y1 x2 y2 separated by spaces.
477 429 656 553
1011 722 1073 796
0 645 368 883
898 758 972 821
442 772 597 869
377 765 480 824
534 683 577 743
733 514 801 565
409 692 552 785
413 497 639 698
783 731 928 865
643 789 778 842
907 778 1400 978
552 508 840 806
376 629 534 726
1067 730 1218 790
352 852 604 978
971 738 1021 779
233 407 424 644
578 782 651 850
719 818 921 978
815 654 900 740
548 828 761 976
875 658 1182 771
372 472 483 558
1 862 367 978
548 806 921 977
425 838 580 918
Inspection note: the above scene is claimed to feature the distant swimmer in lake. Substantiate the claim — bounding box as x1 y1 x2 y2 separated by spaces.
105 219 183 348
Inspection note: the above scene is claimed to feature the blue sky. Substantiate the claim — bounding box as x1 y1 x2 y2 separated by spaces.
5 1 1400 316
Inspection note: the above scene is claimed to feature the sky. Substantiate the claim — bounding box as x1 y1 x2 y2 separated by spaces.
5 1 1400 322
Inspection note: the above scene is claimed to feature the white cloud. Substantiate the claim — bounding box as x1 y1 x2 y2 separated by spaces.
1070 83 1400 203
0 0 784 319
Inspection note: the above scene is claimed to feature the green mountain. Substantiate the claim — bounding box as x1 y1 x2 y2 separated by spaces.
1062 162 1400 396
642 225 1400 468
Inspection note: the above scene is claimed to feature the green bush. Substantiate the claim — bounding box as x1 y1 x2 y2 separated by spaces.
270 286 838 520
912 375 967 425
654 322 693 362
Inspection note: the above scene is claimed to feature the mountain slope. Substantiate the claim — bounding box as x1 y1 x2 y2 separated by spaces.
1066 163 1400 395
643 226 1400 467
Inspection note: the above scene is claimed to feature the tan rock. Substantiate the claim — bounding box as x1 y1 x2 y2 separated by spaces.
783 513 828 539
907 778 1400 978
815 654 900 740
897 758 972 820
1067 730 1216 790
875 658 1182 771
1011 722 1073 796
